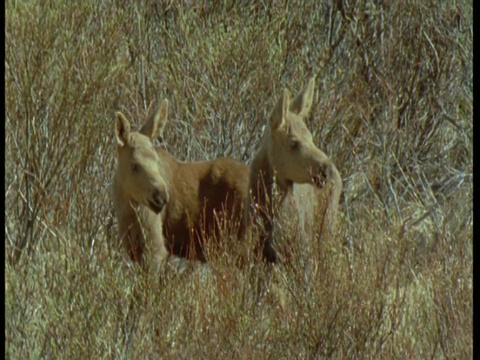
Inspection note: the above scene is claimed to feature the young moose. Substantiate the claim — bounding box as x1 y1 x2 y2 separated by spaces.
112 112 170 270
247 78 343 263
113 99 250 266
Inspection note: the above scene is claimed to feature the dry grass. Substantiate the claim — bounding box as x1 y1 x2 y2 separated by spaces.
5 1 472 359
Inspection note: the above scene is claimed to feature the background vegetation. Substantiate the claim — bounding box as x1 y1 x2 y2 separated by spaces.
5 1 472 358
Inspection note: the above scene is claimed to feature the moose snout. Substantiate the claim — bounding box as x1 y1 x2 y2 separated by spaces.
149 189 168 214
311 162 329 188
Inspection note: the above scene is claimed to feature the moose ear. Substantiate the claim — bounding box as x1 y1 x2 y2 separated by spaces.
141 99 168 140
289 77 315 117
269 89 291 130
115 112 131 147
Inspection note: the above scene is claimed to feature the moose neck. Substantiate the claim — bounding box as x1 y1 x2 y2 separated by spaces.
153 147 178 187
250 138 293 208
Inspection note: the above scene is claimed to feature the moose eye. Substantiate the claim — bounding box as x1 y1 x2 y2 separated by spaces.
290 140 300 151
131 164 139 173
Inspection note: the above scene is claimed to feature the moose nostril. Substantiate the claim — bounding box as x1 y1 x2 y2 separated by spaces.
153 191 166 207
319 164 328 179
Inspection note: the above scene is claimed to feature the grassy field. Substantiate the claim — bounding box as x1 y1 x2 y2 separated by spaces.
5 1 472 359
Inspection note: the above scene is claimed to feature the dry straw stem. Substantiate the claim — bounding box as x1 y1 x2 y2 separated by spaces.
5 1 471 359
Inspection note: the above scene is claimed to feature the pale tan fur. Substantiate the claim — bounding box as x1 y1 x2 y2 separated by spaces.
112 111 170 270
247 78 343 262
138 100 250 262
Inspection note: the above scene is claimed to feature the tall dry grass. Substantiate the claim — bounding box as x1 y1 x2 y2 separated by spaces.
5 1 472 358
